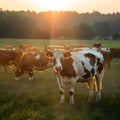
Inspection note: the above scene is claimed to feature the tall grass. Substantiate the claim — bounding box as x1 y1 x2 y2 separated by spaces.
0 39 120 120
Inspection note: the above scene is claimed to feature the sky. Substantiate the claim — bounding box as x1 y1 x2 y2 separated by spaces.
0 0 120 14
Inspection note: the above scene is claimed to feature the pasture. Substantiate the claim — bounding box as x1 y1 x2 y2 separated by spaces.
0 39 120 120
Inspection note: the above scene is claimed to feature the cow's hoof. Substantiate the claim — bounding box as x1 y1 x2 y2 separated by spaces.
96 97 101 102
28 77 34 81
69 100 74 104
14 77 19 80
87 97 94 103
60 99 64 104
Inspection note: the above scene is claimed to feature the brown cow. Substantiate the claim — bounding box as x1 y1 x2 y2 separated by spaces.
4 45 13 50
101 48 120 69
0 48 22 72
19 44 40 53
14 51 53 80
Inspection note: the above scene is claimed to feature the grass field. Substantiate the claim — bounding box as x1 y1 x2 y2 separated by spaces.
0 39 120 120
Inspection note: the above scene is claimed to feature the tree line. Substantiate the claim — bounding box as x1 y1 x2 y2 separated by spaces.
0 9 120 40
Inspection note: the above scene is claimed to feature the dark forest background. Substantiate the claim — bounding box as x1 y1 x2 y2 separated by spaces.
0 9 120 40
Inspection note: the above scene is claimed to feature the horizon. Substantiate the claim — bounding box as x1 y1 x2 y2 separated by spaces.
0 0 120 14
1 8 120 15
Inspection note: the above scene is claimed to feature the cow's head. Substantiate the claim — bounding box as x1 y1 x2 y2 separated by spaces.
93 43 101 48
45 46 72 72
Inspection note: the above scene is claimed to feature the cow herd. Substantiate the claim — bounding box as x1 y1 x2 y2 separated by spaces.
0 43 120 104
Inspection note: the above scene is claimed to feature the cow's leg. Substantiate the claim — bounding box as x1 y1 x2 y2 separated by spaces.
3 66 8 73
56 75 65 103
69 78 77 104
95 73 103 101
87 78 95 102
0 65 8 73
14 68 23 80
28 71 34 80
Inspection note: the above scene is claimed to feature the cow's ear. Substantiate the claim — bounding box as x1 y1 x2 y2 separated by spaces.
64 52 71 59
45 52 53 58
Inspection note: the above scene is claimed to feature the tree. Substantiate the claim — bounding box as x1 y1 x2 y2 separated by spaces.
112 33 120 40
111 20 120 34
93 22 112 38
76 23 95 39
0 10 120 39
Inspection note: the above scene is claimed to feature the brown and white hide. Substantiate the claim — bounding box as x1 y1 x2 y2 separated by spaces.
45 47 104 104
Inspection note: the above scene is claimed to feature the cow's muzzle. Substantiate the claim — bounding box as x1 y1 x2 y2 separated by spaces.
54 66 62 72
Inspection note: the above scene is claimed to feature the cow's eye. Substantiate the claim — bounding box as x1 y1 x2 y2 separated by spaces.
46 52 53 58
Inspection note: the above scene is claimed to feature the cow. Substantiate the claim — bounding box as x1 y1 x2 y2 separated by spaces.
0 48 22 72
0 46 19 72
19 44 40 53
70 43 101 52
100 47 120 69
14 51 53 80
45 46 104 104
4 45 13 50
69 43 120 69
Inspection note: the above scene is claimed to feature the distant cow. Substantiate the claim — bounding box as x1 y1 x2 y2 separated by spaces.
101 48 120 69
45 46 104 104
4 45 13 50
0 48 22 72
14 51 53 80
19 44 40 53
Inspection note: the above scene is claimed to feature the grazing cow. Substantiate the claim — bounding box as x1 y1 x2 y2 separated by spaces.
0 48 22 72
14 51 53 80
45 46 104 104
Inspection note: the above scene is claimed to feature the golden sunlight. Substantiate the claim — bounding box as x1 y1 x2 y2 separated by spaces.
38 0 67 11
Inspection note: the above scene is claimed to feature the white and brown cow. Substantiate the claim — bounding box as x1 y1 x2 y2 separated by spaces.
45 47 104 104
69 43 120 69
14 51 53 80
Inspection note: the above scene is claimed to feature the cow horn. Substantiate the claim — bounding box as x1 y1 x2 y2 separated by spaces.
64 47 73 53
45 46 54 53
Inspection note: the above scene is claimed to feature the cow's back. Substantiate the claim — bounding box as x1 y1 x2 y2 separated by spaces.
17 51 52 71
71 50 104 80
0 49 22 65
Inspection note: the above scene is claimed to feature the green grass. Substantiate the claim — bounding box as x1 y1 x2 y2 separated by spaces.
0 38 120 48
0 39 120 120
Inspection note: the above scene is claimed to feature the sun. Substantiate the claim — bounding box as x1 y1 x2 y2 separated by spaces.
38 0 66 11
